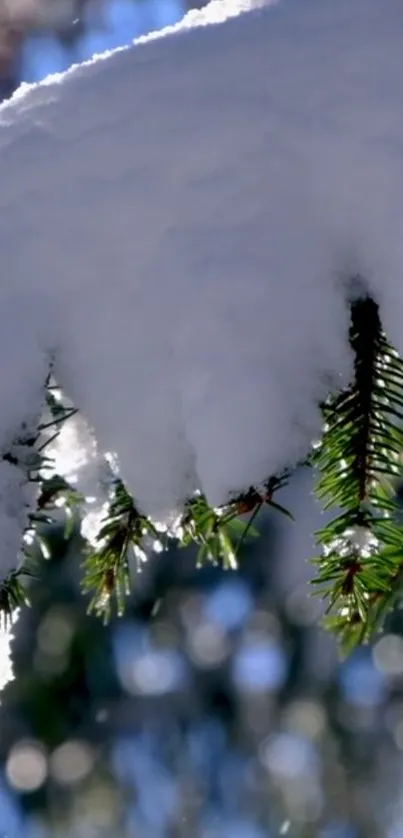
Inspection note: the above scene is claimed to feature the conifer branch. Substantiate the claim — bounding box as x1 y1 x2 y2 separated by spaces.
312 294 403 652
0 569 30 630
0 374 83 625
82 479 160 622
81 474 292 621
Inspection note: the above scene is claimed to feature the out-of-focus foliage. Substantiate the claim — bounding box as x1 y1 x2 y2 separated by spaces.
0 0 207 98
2 505 403 838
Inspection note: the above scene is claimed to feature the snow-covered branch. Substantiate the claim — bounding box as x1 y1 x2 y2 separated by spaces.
1 0 403 650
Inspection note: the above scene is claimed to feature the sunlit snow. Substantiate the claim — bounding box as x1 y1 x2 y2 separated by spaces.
0 0 402 562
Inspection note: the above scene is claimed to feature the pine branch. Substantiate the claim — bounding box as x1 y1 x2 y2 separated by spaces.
0 568 31 629
312 293 403 651
82 479 159 622
180 493 240 569
81 474 292 621
168 474 292 571
0 374 83 623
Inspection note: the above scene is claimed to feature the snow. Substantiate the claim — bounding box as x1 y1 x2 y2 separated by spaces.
46 410 105 498
0 612 18 698
0 462 35 571
0 0 402 543
45 410 112 544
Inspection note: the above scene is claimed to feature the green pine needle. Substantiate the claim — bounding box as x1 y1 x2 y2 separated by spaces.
312 292 403 649
0 570 31 629
82 479 158 622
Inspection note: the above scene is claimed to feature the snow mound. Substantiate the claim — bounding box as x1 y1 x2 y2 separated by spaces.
0 0 402 529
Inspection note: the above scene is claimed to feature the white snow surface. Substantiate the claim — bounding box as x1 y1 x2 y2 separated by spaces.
0 614 17 698
0 0 402 523
0 462 34 573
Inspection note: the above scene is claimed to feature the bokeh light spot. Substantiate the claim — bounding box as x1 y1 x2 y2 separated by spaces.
6 740 48 792
373 634 403 675
233 636 287 693
50 740 95 785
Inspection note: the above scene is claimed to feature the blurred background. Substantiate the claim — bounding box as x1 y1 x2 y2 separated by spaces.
0 0 207 98
1 3 403 837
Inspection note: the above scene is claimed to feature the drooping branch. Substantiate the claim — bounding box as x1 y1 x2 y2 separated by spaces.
312 292 403 652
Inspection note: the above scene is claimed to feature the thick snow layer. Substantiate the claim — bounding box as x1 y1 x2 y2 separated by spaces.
0 0 403 522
